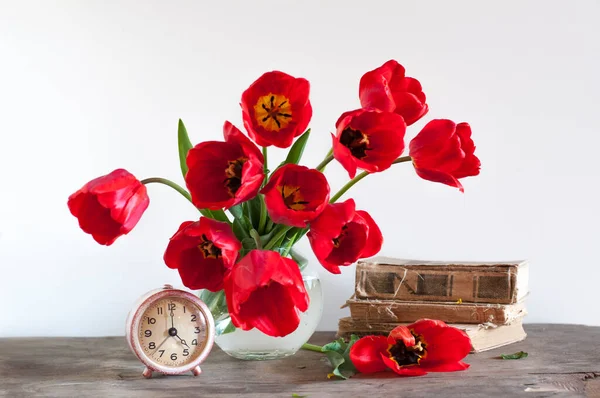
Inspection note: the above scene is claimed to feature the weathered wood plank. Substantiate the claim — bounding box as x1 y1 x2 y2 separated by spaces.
0 325 598 397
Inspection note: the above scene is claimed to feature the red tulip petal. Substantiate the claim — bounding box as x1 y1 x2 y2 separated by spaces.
261 164 330 227
391 92 428 126
236 282 302 337
354 210 383 258
408 319 448 334
332 133 359 178
389 325 415 347
223 120 264 162
307 231 340 274
163 218 240 291
409 119 457 158
310 200 356 238
349 335 389 373
414 167 464 192
224 250 308 337
453 123 481 179
421 361 470 372
455 123 475 154
70 194 122 245
334 109 406 176
203 217 242 254
381 354 428 377
177 252 226 291
453 154 481 179
324 221 367 266
117 185 150 232
359 60 427 125
68 169 149 246
416 324 472 365
241 71 312 148
359 61 399 113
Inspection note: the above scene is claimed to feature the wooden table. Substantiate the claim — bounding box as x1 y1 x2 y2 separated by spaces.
1 324 598 397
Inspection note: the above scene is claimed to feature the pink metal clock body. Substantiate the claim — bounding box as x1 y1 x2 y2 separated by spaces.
125 284 216 378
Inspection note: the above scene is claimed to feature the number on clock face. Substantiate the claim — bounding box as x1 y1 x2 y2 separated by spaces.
138 297 208 367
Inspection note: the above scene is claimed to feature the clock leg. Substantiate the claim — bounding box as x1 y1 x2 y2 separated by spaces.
142 367 153 379
192 366 202 376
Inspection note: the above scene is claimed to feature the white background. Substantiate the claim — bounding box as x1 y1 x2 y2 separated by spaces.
1 1 599 337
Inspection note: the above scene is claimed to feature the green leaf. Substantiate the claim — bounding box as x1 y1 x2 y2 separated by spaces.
209 209 231 224
290 247 308 271
283 129 311 166
214 317 237 335
259 228 276 248
241 237 257 251
320 335 359 380
228 204 244 220
500 351 528 360
198 290 228 320
246 196 263 229
232 218 250 241
178 119 193 178
291 394 307 398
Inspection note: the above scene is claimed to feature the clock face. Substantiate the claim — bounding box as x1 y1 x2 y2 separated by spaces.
137 296 209 368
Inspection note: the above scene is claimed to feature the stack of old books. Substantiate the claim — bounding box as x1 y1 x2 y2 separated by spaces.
338 257 529 352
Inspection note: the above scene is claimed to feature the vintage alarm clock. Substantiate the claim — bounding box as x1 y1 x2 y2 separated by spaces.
126 284 215 378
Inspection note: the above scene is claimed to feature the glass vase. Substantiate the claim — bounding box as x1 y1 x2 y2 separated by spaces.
199 247 323 361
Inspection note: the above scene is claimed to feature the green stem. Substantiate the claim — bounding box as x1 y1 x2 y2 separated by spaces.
329 156 413 203
262 146 268 179
281 230 299 257
250 229 262 250
301 343 323 353
258 195 268 234
329 170 370 203
141 177 230 223
264 225 293 250
393 155 412 165
315 152 334 172
141 177 193 203
265 219 274 233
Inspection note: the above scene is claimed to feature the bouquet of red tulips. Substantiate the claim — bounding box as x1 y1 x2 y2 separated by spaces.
68 60 480 338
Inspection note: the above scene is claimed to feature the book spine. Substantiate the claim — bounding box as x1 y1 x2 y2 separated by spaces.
348 300 526 324
355 264 520 304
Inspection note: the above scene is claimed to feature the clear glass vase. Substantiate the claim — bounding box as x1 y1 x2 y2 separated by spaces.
199 247 323 361
214 268 322 360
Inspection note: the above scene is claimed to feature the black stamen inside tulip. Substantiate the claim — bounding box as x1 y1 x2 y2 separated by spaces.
340 128 370 159
388 332 425 366
224 157 247 197
332 225 349 248
198 234 222 259
261 96 291 129
280 184 309 211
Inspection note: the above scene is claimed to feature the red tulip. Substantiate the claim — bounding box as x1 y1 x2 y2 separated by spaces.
68 169 149 246
332 108 406 178
261 164 330 227
350 319 471 376
409 120 481 192
241 71 312 148
307 199 382 274
224 250 309 337
164 217 241 292
185 121 264 210
359 60 428 126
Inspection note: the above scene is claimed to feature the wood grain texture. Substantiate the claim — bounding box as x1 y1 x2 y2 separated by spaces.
0 325 598 398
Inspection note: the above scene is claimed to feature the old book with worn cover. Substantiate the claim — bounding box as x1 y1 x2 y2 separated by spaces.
336 317 527 353
347 298 527 324
355 257 529 304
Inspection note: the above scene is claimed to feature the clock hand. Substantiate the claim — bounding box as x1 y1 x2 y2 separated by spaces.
169 303 175 329
174 334 190 348
150 335 170 356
